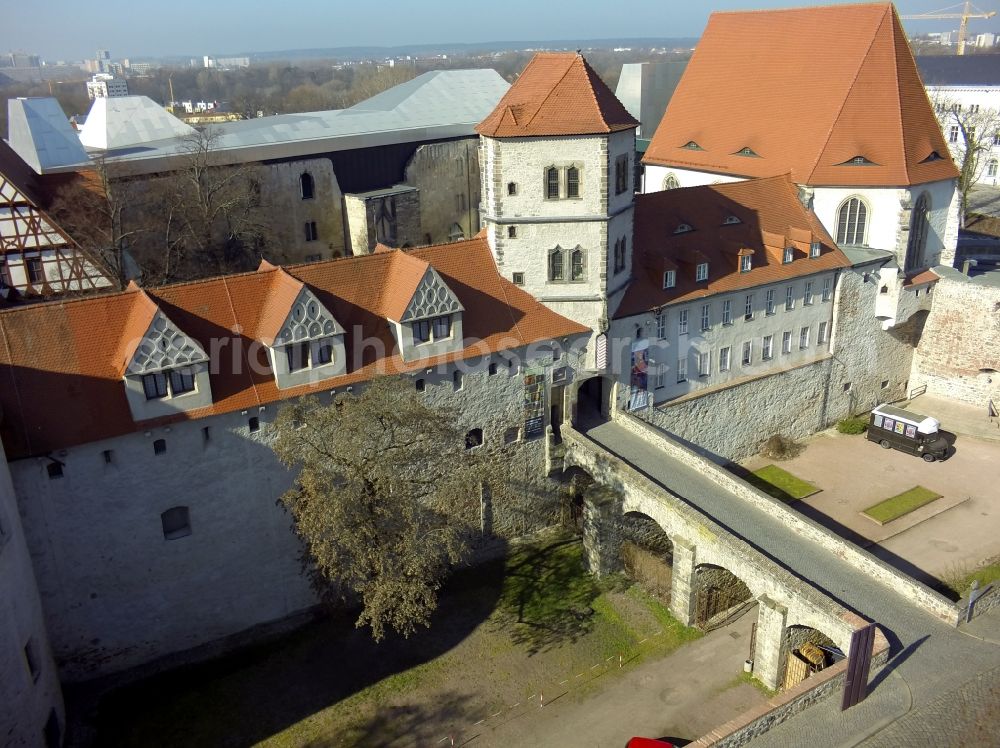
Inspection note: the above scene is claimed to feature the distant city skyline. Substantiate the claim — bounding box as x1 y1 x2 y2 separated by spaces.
5 0 1000 61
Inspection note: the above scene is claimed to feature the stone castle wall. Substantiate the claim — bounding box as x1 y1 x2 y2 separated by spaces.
404 139 481 245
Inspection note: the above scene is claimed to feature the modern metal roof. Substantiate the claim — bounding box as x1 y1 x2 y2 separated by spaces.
101 68 510 175
615 61 687 139
5 97 89 173
79 96 196 150
916 54 1000 87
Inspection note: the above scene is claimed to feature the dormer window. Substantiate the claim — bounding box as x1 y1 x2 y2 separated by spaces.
922 151 943 163
432 315 452 340
740 254 752 273
723 215 741 225
663 270 676 289
695 262 709 282
735 147 759 157
673 223 693 234
810 242 821 258
142 372 168 399
843 155 876 166
783 247 794 264
681 141 703 151
414 315 452 345
286 342 312 372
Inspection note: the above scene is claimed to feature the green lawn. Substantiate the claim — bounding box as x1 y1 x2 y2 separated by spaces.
95 535 701 748
747 464 820 503
945 557 1000 598
863 485 942 525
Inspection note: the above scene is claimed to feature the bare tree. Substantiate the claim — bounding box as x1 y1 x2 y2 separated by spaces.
935 97 1000 226
271 378 484 641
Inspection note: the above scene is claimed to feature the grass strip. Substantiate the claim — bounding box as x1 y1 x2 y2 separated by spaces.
863 485 941 524
748 464 820 503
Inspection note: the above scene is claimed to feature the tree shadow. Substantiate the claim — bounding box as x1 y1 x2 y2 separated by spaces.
92 554 508 748
494 537 602 656
332 690 481 748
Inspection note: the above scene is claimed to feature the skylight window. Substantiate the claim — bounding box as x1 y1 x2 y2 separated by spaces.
681 141 704 151
723 215 741 225
673 223 693 234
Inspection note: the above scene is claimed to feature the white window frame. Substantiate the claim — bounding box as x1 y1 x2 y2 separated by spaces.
696 262 709 282
741 340 752 366
822 276 833 302
762 334 774 360
722 299 732 325
799 326 811 349
785 285 795 311
740 254 752 272
656 311 666 340
804 281 814 306
744 294 754 321
700 303 711 331
676 356 688 383
818 320 829 345
719 346 731 372
783 247 794 264
663 270 676 289
782 331 792 354
678 309 689 335
810 242 821 258
765 288 775 315
835 196 869 246
698 350 711 377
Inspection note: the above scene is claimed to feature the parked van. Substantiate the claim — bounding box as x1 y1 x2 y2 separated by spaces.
867 404 948 462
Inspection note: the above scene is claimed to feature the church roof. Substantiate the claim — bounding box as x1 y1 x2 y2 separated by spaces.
616 174 851 318
0 234 587 458
643 3 958 187
476 52 638 138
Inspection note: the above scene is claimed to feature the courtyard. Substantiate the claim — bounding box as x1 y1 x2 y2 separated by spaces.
88 535 764 747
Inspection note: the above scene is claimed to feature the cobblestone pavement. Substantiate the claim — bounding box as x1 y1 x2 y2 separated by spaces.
578 418 1000 747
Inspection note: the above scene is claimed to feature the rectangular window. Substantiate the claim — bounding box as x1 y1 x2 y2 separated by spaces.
512 272 524 285
744 294 754 321
432 315 451 340
799 326 810 349
413 319 431 344
804 281 814 306
678 309 688 335
566 167 580 198
26 257 43 284
818 320 828 344
722 299 732 325
546 168 559 199
615 154 628 195
762 334 773 360
316 337 334 364
286 341 311 371
696 262 708 282
169 368 195 395
822 277 833 302
700 303 710 331
783 247 794 264
810 242 821 258
304 221 318 242
782 331 792 354
783 285 794 311
656 311 666 340
654 365 666 389
742 340 752 366
740 254 752 272
676 356 687 383
949 124 959 143
142 372 168 399
765 288 775 315
0 261 11 288
663 270 676 289
719 346 731 372
698 350 710 377
508 225 517 238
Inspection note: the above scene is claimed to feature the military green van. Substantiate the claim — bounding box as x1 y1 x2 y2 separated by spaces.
867 404 948 462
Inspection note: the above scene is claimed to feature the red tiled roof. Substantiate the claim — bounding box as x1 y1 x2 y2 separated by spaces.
643 3 958 187
616 174 851 318
476 52 638 137
0 235 588 458
903 269 939 287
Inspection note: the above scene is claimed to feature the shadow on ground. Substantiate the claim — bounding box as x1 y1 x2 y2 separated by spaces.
88 548 509 748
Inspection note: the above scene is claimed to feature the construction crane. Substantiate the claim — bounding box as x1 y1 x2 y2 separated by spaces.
901 1 997 55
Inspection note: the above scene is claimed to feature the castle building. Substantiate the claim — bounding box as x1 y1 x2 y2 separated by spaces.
642 3 961 276
476 53 639 355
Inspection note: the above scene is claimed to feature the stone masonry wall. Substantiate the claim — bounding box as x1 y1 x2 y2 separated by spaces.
404 139 481 245
910 274 1000 407
12 349 580 681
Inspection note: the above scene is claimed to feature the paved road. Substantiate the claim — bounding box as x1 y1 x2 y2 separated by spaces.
579 417 1000 746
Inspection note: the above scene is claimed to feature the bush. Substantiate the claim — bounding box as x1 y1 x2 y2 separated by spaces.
837 416 868 435
760 433 804 460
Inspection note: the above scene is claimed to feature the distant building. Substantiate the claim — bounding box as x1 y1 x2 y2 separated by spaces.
6 52 40 68
203 55 250 69
975 32 996 48
86 74 129 100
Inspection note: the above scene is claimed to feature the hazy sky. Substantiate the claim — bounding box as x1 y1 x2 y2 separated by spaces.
6 0 1000 61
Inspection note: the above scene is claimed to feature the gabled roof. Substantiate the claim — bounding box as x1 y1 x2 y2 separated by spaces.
644 3 958 187
916 54 1000 87
0 235 587 458
476 52 638 138
252 262 344 346
0 139 46 207
79 96 196 150
616 174 850 318
6 97 90 173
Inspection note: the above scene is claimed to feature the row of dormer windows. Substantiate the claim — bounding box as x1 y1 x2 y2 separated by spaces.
661 243 823 289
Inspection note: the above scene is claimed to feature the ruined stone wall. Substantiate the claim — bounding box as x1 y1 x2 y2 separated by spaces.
910 273 1000 407
258 158 345 262
404 139 480 245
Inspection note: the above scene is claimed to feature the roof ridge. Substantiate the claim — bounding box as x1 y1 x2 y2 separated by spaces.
805 3 888 182
523 54 579 129
578 56 610 134
888 7 909 184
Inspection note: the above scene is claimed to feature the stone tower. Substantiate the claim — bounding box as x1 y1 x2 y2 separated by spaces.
476 53 639 365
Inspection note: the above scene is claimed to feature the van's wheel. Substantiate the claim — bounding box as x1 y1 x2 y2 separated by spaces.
922 453 936 462
880 439 891 449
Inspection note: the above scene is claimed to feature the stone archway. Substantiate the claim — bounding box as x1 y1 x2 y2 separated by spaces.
780 624 840 690
620 511 674 600
693 563 754 630
573 375 613 426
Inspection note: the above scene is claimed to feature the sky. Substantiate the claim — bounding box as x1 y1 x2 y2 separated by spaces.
5 0 1000 61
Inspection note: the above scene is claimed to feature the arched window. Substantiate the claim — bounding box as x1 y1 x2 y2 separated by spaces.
545 167 559 199
549 247 564 281
566 166 580 198
300 172 314 200
448 223 465 241
663 173 679 190
835 197 868 246
988 159 999 178
905 192 931 272
570 248 585 281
